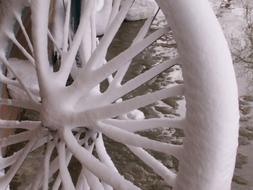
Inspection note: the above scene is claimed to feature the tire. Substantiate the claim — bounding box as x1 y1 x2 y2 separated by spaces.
0 0 239 190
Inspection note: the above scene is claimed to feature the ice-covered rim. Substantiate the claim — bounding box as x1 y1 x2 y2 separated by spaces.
0 0 239 190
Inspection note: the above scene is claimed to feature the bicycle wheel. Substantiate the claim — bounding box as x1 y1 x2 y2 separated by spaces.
0 0 239 190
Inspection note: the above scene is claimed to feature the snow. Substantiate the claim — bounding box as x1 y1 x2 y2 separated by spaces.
124 0 158 21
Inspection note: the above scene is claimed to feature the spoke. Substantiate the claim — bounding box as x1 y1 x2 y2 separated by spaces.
76 169 90 190
77 0 96 68
128 146 176 186
32 134 81 190
0 151 21 171
98 122 182 157
4 32 35 65
31 0 51 90
50 0 65 51
0 129 39 189
90 6 96 53
52 175 62 190
108 0 122 26
14 13 34 55
0 70 19 86
71 28 168 98
92 28 168 82
0 98 41 111
43 139 55 190
0 57 39 103
83 85 183 121
76 133 96 190
80 137 104 190
0 135 49 171
62 0 71 52
95 133 118 172
103 183 113 190
0 130 38 147
57 141 75 190
32 145 73 190
95 134 116 190
104 58 178 104
54 131 94 190
52 133 83 190
81 166 105 190
62 127 141 190
83 0 135 71
103 118 183 132
57 0 94 83
110 8 160 87
0 120 41 130
48 30 62 54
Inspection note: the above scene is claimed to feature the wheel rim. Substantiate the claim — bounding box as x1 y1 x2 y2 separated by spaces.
0 0 239 190
157 1 239 189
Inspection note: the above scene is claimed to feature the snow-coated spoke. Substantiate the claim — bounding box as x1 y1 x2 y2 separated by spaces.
14 13 34 55
105 58 178 103
31 144 73 190
62 0 71 52
0 56 39 103
128 146 176 186
57 140 75 190
43 139 55 190
81 167 105 190
108 0 121 26
77 0 96 69
52 175 62 190
0 72 18 86
98 122 182 157
83 0 135 71
76 170 90 190
121 59 178 95
5 32 35 65
86 85 183 121
95 133 118 172
103 118 183 132
0 135 49 171
111 8 159 87
0 120 41 130
93 27 168 80
52 134 83 190
57 0 94 83
62 127 141 190
0 98 40 111
92 27 167 81
0 129 39 189
0 130 38 147
72 28 168 96
31 0 51 88
0 152 21 171
32 134 81 190
93 134 117 190
48 30 62 54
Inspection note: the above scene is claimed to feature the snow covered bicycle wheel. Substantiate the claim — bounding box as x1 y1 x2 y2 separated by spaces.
0 0 239 190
